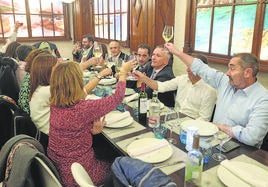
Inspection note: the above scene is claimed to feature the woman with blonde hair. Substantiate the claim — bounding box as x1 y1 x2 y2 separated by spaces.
48 60 134 187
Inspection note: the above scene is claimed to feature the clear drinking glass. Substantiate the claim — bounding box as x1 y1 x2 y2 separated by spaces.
93 43 103 58
162 25 174 43
212 132 230 161
165 108 180 144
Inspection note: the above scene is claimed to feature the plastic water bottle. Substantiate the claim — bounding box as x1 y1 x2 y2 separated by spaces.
148 91 161 128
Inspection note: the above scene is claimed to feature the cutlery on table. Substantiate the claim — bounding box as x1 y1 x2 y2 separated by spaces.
155 160 184 168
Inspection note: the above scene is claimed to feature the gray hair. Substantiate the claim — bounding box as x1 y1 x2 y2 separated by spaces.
234 53 259 77
155 45 171 60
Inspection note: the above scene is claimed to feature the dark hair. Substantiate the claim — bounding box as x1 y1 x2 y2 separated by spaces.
138 44 151 56
193 54 208 64
82 34 94 43
100 43 108 59
16 45 34 61
4 41 21 59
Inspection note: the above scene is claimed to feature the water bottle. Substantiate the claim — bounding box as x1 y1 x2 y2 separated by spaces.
185 134 203 186
148 91 161 128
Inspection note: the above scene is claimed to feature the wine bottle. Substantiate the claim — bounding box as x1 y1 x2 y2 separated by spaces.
138 83 147 126
185 134 203 186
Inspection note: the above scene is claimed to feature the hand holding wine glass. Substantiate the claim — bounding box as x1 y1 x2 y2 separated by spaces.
93 43 103 71
162 25 174 43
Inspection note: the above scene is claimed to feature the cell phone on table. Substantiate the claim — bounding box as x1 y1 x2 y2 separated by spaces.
216 140 240 153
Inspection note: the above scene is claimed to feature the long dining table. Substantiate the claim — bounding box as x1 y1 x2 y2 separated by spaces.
88 79 268 186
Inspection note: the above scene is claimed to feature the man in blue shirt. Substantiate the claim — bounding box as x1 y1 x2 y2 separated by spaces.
165 43 268 148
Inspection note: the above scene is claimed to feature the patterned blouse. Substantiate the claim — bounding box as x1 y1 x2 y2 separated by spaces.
47 81 126 187
18 73 30 114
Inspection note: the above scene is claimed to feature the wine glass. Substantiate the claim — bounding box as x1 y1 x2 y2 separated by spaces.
165 107 180 144
93 43 103 72
212 132 230 161
127 53 138 80
162 25 174 43
114 58 122 73
105 54 115 68
93 43 103 58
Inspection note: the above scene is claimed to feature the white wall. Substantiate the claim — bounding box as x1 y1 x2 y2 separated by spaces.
173 0 187 76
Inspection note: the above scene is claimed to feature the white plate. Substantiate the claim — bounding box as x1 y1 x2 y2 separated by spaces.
127 138 173 163
105 116 133 128
125 88 136 96
181 119 218 136
217 161 268 187
147 100 165 110
99 78 117 85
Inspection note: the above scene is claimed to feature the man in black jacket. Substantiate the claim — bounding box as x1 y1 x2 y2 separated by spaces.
72 34 94 63
135 45 175 107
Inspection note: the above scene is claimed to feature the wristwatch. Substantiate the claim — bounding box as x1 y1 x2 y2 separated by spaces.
95 74 103 80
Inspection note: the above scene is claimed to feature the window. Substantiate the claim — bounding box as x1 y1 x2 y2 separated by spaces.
0 0 70 41
186 0 268 72
94 0 128 45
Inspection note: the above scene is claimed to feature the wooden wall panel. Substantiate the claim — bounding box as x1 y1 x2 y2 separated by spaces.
73 0 175 52
129 0 150 51
73 0 94 43
129 0 175 52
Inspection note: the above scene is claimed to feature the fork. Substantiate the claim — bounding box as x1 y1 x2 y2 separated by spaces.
124 136 142 148
156 160 184 168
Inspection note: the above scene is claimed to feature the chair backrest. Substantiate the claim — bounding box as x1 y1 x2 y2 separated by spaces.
12 109 49 153
0 135 62 187
32 157 62 187
0 95 19 148
71 162 95 187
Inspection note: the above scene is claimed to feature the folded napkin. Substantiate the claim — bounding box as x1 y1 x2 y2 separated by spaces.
123 93 139 103
105 111 131 125
220 160 268 187
128 139 169 158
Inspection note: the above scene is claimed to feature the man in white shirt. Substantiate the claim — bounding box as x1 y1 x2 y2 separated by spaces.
133 54 217 121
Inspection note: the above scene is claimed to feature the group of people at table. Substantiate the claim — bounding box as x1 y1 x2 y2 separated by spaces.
1 23 268 186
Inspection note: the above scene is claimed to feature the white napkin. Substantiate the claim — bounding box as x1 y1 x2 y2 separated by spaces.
123 93 139 103
220 160 268 187
128 139 169 158
105 111 131 125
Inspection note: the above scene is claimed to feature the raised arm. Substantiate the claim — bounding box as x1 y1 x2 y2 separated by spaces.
164 43 195 67
80 57 98 70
